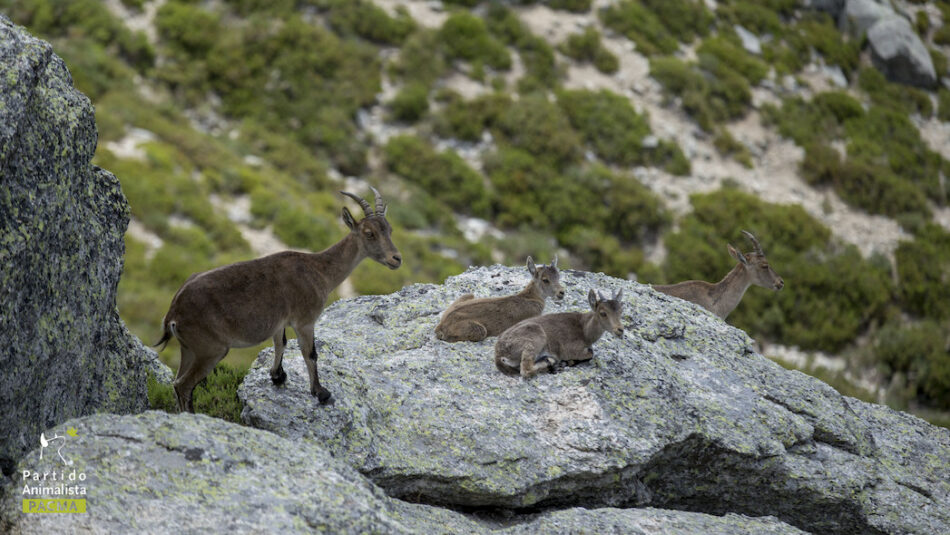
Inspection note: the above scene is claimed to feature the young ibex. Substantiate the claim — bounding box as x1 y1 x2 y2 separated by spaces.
435 256 565 342
155 188 401 412
495 289 624 378
652 230 783 319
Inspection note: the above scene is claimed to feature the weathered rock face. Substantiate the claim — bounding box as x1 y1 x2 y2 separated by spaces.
240 266 950 535
867 16 937 89
0 412 807 534
0 16 170 475
840 0 894 37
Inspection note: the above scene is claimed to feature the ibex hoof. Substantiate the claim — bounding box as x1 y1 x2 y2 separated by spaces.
271 367 287 385
313 387 333 404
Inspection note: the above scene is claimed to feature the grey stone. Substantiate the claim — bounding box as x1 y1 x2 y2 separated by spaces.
0 16 171 474
0 412 807 534
821 64 849 88
241 266 950 535
734 25 761 55
641 135 659 149
841 0 894 37
867 15 937 89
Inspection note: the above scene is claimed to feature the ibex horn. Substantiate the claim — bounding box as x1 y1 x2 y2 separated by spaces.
340 190 373 218
551 254 558 269
742 230 764 255
372 186 386 215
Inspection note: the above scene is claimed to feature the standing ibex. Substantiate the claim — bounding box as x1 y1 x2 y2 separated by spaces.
652 230 783 319
435 257 565 342
495 289 624 378
155 188 401 412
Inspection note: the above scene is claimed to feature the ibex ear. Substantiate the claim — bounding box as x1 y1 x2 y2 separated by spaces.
728 244 748 265
614 288 623 301
588 288 598 309
342 207 357 230
526 256 537 276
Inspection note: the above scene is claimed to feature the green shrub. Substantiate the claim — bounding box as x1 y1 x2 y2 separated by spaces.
326 0 415 45
438 12 511 70
697 36 768 85
156 2 221 55
799 143 841 186
601 0 712 57
650 54 752 130
858 68 933 118
389 83 430 123
940 88 950 122
762 92 861 147
560 28 619 74
795 13 860 73
433 92 511 142
932 48 948 80
875 320 950 410
485 148 560 227
934 23 950 46
557 89 651 166
548 0 593 12
515 34 560 93
496 95 582 167
148 364 249 423
719 1 783 34
351 230 466 295
383 136 492 217
390 29 449 87
896 225 950 319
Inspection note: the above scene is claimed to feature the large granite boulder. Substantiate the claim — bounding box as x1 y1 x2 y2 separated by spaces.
0 16 170 475
0 412 806 534
840 0 894 37
867 15 937 89
240 266 950 535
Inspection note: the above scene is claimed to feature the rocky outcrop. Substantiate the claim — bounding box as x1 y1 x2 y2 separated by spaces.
836 0 936 88
0 412 807 534
840 0 895 37
0 16 170 475
867 15 938 89
240 266 950 535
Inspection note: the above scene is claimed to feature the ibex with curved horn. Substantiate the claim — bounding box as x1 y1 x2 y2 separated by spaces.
435 256 565 342
653 230 783 319
156 188 401 412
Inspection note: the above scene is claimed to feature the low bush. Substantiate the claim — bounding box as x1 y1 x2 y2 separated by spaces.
148 364 249 422
557 89 651 166
940 88 950 122
325 0 415 45
389 83 430 123
858 68 933 118
560 28 619 74
496 95 583 167
713 128 753 168
433 92 512 142
438 12 511 70
601 0 713 56
896 224 950 319
383 136 492 217
875 320 950 410
650 55 751 130
697 36 768 85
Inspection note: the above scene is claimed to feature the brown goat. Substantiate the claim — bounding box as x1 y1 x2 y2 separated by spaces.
495 289 624 378
652 230 783 319
435 257 565 342
155 188 401 412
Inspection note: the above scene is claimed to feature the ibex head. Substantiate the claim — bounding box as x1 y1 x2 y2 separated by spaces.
728 230 783 291
341 188 402 270
588 288 625 339
526 255 565 300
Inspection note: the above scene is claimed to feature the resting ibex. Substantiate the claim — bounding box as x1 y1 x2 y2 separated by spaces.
652 230 783 319
155 188 401 412
435 256 565 342
495 289 624 378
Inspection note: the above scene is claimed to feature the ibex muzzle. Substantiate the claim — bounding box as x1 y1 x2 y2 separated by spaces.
155 188 400 412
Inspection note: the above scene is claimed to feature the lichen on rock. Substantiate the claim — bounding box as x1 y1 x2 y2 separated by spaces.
240 265 950 534
0 15 170 476
0 412 808 534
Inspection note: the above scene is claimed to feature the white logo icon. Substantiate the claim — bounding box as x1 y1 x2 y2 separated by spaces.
39 432 73 466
